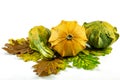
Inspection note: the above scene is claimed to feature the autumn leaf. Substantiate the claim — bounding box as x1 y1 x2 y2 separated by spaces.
33 59 67 76
2 38 43 62
3 38 34 54
17 52 42 62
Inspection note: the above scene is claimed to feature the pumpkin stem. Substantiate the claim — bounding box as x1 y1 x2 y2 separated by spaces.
66 34 73 40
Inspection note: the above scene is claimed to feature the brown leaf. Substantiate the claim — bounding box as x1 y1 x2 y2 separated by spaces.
2 38 34 54
33 59 67 76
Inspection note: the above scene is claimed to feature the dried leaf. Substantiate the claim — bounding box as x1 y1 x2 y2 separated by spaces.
2 38 42 62
3 38 34 54
33 59 67 76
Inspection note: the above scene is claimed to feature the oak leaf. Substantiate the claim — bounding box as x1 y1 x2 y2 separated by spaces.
17 52 41 62
3 38 34 54
33 59 67 76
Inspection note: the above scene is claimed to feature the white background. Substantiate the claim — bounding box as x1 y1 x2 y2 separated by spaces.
0 0 120 80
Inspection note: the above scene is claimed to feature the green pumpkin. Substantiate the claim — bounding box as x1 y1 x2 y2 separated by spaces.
28 26 54 59
83 21 119 49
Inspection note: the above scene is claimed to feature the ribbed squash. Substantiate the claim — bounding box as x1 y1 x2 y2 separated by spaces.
49 20 88 57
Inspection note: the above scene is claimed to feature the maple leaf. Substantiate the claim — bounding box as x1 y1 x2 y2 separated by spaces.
33 59 67 76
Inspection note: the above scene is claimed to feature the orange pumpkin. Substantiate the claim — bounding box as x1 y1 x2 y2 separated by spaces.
49 20 88 57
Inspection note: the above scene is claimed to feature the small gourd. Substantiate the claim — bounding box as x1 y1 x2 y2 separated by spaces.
49 20 88 57
28 26 54 59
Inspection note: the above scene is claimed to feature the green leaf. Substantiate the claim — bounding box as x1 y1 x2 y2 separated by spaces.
82 47 112 56
64 47 112 70
65 53 100 70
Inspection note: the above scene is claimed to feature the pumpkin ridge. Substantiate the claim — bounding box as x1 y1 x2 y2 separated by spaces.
69 24 80 35
61 40 67 57
72 38 86 48
51 38 66 47
71 40 76 56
